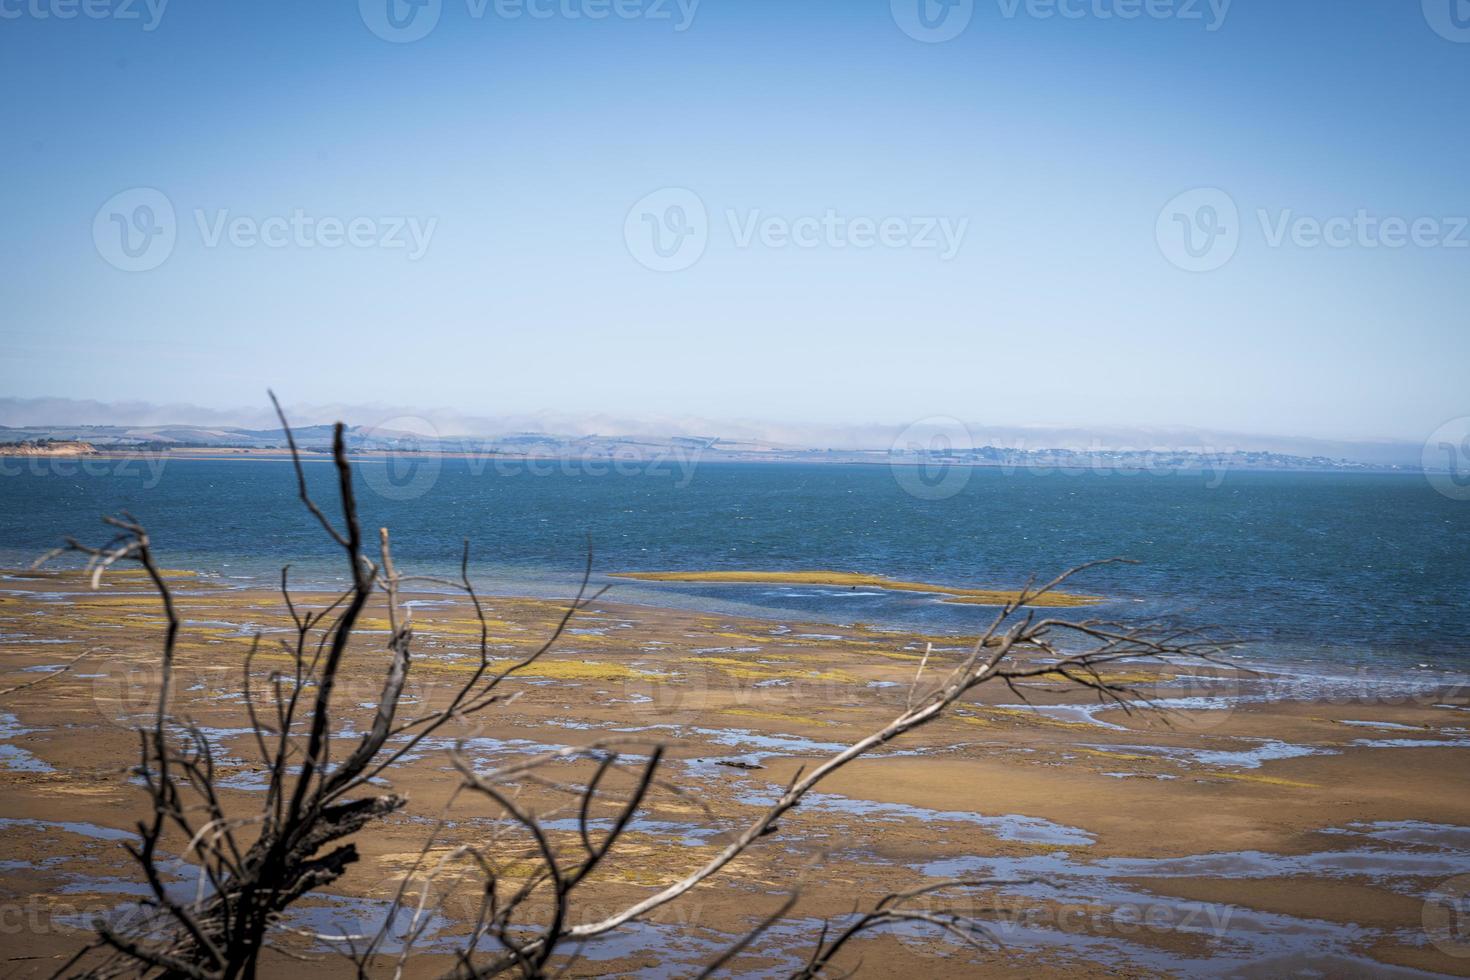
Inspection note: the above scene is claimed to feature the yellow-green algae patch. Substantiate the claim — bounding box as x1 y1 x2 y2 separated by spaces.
516 659 649 681
1201 771 1319 789
611 570 1102 607
1028 669 1164 686
682 656 860 685
1071 747 1151 762
15 568 202 582
971 706 1093 729
720 707 829 726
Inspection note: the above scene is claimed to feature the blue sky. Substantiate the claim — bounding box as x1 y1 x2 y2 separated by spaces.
1 0 1466 441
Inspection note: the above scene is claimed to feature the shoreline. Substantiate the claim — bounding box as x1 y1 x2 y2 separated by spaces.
0 574 1468 975
9 563 1465 687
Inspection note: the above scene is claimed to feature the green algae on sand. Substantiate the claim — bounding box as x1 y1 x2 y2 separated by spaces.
610 570 1103 608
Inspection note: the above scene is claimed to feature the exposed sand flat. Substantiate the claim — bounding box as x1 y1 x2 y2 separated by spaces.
610 569 1104 607
0 572 1466 977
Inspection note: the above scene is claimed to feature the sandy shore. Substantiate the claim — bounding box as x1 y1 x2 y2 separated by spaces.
0 570 1467 977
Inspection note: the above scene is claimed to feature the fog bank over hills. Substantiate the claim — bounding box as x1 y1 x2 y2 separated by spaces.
0 398 1426 468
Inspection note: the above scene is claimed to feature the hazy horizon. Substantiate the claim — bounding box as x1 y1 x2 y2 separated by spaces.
0 395 1432 466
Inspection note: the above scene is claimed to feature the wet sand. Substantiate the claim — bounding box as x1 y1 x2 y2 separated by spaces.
0 570 1467 977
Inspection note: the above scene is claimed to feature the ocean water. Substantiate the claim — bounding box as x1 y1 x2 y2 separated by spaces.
1 456 1467 672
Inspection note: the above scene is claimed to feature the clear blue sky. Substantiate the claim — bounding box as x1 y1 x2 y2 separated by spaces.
2 0 1466 441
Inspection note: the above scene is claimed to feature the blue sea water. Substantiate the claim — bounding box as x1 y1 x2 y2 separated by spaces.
1 456 1467 672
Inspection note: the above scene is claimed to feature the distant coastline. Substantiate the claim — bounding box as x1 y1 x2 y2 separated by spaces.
0 416 1432 473
0 440 1418 475
0 439 98 457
